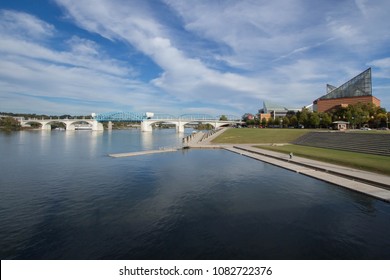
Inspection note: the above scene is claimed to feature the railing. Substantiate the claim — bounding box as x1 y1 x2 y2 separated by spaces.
94 112 145 121
94 112 241 122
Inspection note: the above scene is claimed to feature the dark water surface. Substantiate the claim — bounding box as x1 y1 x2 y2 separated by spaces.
1 129 390 259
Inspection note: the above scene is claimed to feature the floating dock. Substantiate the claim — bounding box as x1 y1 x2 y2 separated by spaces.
109 148 179 158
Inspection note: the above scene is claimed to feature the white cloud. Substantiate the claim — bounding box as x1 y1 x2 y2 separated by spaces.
54 0 269 111
370 57 390 69
0 10 55 40
369 57 390 79
0 9 174 114
2 0 390 115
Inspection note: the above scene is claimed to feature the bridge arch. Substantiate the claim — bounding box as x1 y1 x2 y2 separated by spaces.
66 120 95 130
140 119 231 132
21 119 103 130
23 120 44 129
22 120 61 130
92 111 239 132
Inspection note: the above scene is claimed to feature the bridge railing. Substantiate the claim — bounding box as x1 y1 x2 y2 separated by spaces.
94 112 145 121
93 112 241 122
216 115 241 121
149 114 177 120
179 114 218 121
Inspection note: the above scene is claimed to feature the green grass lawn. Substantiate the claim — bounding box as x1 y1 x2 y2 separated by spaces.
256 144 390 175
212 128 310 144
212 128 390 175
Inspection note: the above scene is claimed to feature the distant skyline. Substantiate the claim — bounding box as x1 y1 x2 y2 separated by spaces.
1 0 389 116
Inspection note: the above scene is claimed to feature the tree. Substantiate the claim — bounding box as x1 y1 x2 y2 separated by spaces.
282 116 290 128
261 118 267 127
289 115 298 127
274 117 282 127
0 117 21 131
219 115 228 121
319 113 332 128
308 112 320 128
266 118 273 127
297 107 310 127
387 112 390 128
241 113 254 121
376 113 388 128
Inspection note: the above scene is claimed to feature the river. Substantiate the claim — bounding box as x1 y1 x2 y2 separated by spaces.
0 129 389 259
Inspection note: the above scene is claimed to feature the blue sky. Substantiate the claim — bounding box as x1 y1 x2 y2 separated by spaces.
0 0 389 116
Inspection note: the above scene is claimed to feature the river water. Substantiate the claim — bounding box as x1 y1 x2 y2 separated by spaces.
0 129 389 260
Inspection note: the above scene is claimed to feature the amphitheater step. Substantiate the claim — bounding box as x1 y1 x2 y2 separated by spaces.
293 132 390 156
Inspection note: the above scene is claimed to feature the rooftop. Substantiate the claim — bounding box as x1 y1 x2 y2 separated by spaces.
319 68 372 100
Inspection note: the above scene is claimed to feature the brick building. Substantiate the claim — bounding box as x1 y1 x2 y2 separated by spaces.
258 101 300 121
313 68 380 112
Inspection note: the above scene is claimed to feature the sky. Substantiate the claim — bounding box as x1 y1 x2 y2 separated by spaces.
0 0 389 116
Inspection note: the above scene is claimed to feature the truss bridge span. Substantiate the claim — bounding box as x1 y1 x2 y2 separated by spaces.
94 112 241 132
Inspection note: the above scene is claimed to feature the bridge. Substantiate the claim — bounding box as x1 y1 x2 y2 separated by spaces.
19 112 241 132
94 112 241 132
20 118 104 131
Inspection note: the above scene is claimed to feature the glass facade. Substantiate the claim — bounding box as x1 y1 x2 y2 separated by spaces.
319 68 372 100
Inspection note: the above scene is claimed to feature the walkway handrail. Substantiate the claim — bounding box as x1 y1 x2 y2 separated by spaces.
94 111 241 122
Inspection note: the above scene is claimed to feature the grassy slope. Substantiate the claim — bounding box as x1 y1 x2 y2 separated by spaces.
258 144 390 175
212 128 390 175
212 128 310 144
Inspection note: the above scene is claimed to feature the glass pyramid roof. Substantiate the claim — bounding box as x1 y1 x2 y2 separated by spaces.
320 68 372 100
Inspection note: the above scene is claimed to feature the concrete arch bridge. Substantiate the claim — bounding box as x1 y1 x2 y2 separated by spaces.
21 118 103 131
94 112 241 132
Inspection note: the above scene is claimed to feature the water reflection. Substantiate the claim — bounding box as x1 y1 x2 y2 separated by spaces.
0 130 390 260
140 130 153 150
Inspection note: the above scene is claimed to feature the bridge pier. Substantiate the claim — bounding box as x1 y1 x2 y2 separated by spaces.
66 123 76 130
91 120 104 131
42 123 51 130
141 120 153 132
176 121 185 133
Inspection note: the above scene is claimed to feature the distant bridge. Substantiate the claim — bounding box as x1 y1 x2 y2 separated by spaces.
94 112 241 132
18 112 241 132
20 118 103 131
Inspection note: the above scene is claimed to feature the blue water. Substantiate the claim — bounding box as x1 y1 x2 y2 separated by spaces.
0 129 390 259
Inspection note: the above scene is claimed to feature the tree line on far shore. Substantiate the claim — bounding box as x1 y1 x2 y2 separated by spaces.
0 116 21 131
242 103 390 129
2 103 389 131
0 112 93 131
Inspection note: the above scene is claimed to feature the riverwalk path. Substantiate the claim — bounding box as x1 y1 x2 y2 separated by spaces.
108 128 390 202
185 128 390 202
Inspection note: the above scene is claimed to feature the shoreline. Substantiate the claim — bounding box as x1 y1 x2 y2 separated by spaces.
184 128 390 203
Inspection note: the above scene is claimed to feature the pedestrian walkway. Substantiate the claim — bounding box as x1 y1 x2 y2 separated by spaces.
225 145 390 202
183 128 228 148
116 127 390 202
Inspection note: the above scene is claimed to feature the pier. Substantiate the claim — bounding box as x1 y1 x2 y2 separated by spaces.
109 148 178 158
